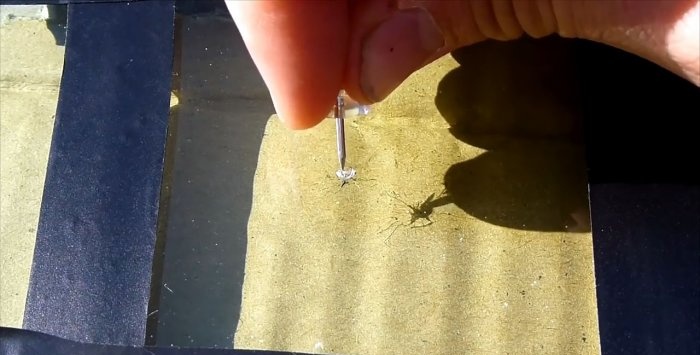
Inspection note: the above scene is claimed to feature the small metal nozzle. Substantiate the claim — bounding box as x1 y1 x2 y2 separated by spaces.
335 94 346 170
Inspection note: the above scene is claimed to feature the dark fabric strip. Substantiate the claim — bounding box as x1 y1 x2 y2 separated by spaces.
2 1 147 4
576 40 700 355
23 1 175 346
590 184 700 355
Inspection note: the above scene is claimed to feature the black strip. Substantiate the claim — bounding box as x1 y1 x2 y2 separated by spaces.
590 185 699 355
23 1 175 346
1 1 147 4
3 0 227 12
577 40 700 355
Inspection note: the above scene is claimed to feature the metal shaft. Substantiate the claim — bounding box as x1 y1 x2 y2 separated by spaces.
335 94 346 170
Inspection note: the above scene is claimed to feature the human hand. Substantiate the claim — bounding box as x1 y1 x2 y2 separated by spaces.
226 0 699 129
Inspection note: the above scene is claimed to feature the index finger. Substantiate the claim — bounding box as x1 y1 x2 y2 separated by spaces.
226 1 349 129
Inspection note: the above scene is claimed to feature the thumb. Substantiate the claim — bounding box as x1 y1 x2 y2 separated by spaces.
344 0 700 103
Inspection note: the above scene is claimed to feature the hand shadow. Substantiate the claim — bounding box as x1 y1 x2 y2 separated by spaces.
436 36 590 232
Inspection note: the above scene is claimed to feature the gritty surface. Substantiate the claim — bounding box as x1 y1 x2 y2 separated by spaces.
0 19 63 327
236 39 600 355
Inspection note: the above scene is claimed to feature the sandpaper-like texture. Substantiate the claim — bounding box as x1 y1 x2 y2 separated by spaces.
0 19 64 329
23 1 174 346
235 38 599 355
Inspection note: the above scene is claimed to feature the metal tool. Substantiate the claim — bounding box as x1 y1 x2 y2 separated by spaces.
335 93 347 171
331 91 369 185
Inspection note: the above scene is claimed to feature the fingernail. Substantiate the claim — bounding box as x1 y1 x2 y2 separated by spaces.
360 8 444 102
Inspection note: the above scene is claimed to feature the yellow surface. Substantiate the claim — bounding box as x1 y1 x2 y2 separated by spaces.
0 19 63 327
235 40 600 355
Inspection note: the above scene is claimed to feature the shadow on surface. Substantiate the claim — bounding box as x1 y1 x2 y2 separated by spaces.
45 5 67 45
435 37 590 232
574 40 700 184
147 13 274 348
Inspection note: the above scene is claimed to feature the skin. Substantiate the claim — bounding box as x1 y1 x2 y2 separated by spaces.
226 0 699 129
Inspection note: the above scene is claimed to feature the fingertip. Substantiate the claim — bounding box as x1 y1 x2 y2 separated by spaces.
226 0 348 129
273 91 337 130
